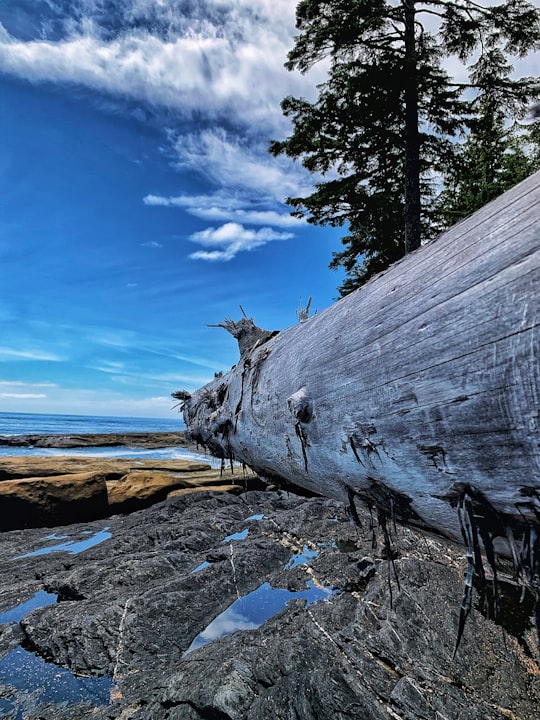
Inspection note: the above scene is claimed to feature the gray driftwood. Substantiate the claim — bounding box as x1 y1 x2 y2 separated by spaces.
178 171 540 569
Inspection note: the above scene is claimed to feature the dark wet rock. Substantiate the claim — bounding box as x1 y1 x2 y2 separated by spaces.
0 622 26 658
0 431 191 449
0 489 539 719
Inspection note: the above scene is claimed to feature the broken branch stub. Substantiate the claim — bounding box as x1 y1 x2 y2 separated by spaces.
208 317 277 357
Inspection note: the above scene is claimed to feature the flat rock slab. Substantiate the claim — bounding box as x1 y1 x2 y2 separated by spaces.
0 472 109 530
0 490 538 719
0 456 212 481
0 457 262 529
108 469 245 511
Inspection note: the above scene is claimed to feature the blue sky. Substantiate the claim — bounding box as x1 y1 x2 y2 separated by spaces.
0 0 345 418
0 2 537 420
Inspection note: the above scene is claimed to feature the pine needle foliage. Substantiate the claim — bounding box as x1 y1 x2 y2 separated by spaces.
270 0 540 295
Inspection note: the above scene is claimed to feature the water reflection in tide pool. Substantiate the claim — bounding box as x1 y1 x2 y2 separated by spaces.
0 646 112 719
0 591 112 718
284 544 319 569
0 590 58 625
184 580 337 656
223 529 249 542
14 528 112 559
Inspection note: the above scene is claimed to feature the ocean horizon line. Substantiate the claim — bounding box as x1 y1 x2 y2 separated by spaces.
0 411 186 439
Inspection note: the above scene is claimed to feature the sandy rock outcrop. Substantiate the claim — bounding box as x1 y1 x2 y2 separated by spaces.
0 457 260 529
107 464 217 512
0 472 109 530
0 456 211 481
168 483 245 497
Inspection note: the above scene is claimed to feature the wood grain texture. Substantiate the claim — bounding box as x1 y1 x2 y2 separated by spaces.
182 171 540 551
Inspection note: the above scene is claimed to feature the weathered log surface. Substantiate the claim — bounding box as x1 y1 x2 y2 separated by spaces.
181 171 540 557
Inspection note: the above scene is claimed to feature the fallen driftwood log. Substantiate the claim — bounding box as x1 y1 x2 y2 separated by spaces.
176 172 540 619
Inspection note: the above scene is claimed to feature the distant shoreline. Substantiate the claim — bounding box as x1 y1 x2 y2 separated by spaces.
0 431 195 450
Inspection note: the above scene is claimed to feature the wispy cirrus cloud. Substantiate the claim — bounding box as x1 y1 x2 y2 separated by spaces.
0 392 47 399
109 371 212 389
169 129 313 203
143 192 304 228
88 361 126 375
140 240 163 248
0 380 50 399
188 222 292 262
0 347 63 362
0 380 57 388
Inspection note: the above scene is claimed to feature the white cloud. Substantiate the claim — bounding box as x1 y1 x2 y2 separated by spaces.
90 330 138 349
109 371 212 388
0 380 57 388
189 222 292 261
0 347 63 361
172 352 229 373
144 129 315 239
0 392 47 399
0 1 324 240
89 361 126 375
170 129 313 203
0 1 321 133
0 380 184 419
143 191 304 228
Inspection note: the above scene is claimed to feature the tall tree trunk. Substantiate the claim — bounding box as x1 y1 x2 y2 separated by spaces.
403 0 421 253
179 171 540 561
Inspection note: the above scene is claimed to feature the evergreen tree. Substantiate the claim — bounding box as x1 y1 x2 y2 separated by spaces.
438 49 539 225
270 0 540 295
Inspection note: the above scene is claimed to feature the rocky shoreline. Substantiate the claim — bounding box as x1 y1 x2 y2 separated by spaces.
0 455 268 531
0 431 192 449
1 489 539 719
1 435 539 718
0 431 267 531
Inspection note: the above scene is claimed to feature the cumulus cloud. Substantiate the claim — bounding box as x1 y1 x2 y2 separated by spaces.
189 222 292 261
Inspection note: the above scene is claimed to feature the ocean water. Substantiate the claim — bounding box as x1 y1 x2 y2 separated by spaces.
0 411 218 465
0 411 184 436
